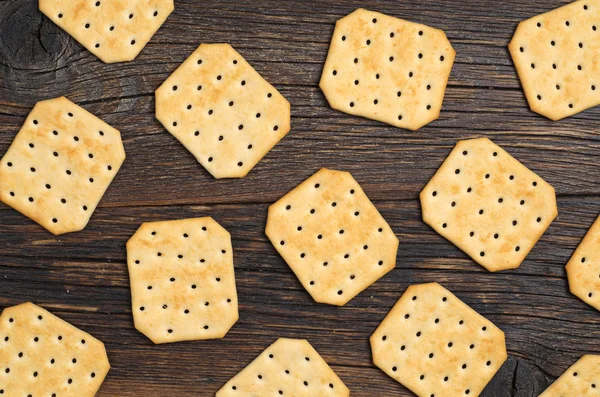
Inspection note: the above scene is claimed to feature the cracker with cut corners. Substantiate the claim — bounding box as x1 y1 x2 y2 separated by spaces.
39 0 174 63
155 43 291 179
266 168 399 306
0 302 110 397
217 338 349 397
127 217 238 344
420 137 557 272
566 215 600 311
509 0 600 120
539 355 600 396
370 283 507 397
320 8 455 130
0 97 126 235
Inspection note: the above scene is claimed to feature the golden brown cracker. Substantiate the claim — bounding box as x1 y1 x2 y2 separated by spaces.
266 168 399 306
420 138 557 271
127 217 238 344
320 8 455 130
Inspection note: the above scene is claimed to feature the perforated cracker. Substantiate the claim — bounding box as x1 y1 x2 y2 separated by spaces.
509 0 600 120
566 215 600 311
155 43 291 179
420 138 557 272
0 97 126 235
39 0 174 63
370 283 507 397
266 168 399 306
539 355 600 396
216 338 349 397
127 217 238 344
0 302 110 397
319 8 455 130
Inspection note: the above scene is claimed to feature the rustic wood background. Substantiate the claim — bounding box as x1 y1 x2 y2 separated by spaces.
1 0 599 395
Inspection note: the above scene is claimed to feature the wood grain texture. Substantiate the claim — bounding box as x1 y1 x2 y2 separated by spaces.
0 0 599 395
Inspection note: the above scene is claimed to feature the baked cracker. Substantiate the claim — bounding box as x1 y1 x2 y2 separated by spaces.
370 283 507 397
216 338 349 397
320 8 455 130
155 43 291 179
39 0 174 63
539 355 600 396
266 168 399 306
566 215 600 311
0 96 126 235
420 137 557 272
0 302 110 397
127 217 238 344
509 0 600 120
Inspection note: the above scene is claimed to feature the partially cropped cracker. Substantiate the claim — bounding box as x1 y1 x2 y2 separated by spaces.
0 302 110 397
39 0 174 63
155 43 291 179
0 97 126 235
509 0 600 120
127 217 238 344
370 283 507 397
566 216 600 311
217 338 349 397
420 138 557 272
266 168 399 306
320 8 455 130
539 355 600 396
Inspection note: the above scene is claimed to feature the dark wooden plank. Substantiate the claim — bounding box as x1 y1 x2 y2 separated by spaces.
1 0 600 395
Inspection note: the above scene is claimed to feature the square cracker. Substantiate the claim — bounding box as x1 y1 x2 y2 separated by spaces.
539 355 600 396
566 215 600 311
0 302 110 397
126 217 238 344
266 168 399 306
155 43 291 179
39 0 174 63
420 137 557 272
508 0 600 120
0 96 126 235
216 338 349 397
370 283 507 397
320 8 455 130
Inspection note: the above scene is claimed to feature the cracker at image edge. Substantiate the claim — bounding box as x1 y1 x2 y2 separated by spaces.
0 302 111 397
320 8 455 130
370 283 507 397
39 0 174 63
566 215 600 311
508 0 600 120
539 355 600 396
0 96 126 235
216 338 350 397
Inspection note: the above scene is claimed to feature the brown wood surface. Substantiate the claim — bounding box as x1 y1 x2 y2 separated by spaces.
1 0 600 395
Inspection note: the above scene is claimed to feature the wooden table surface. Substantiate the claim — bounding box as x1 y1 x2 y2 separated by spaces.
1 0 599 395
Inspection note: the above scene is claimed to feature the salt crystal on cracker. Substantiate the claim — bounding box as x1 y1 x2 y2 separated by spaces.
420 137 557 272
39 0 174 63
0 302 110 397
0 97 126 235
320 8 455 130
127 217 238 344
266 168 399 306
155 43 291 179
371 283 507 397
217 338 349 397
